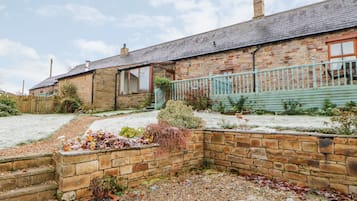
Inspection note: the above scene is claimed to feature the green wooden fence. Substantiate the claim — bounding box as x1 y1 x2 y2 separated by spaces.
171 60 357 112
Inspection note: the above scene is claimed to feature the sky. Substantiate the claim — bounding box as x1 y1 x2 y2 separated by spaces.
0 0 324 94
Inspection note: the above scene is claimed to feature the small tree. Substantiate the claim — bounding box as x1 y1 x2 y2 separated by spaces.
56 82 81 113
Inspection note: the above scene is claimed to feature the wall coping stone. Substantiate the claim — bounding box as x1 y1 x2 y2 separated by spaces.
203 128 357 138
0 153 53 163
58 144 159 156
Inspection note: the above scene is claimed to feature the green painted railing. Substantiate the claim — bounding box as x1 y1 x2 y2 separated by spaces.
171 59 357 100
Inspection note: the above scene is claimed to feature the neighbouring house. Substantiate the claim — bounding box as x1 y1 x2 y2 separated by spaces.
30 0 357 112
29 74 65 96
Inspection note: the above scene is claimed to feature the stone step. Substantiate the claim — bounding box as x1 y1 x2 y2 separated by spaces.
0 166 55 192
0 183 57 201
0 153 53 173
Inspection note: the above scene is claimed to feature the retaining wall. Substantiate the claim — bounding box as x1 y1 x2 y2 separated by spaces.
54 131 203 200
53 129 357 200
203 130 357 194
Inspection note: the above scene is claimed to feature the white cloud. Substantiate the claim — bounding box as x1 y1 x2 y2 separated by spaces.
65 4 115 24
73 39 117 59
0 39 69 94
0 39 39 60
35 4 115 24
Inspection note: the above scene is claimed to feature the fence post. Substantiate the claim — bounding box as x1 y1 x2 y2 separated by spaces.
312 60 317 88
209 74 213 99
254 69 259 92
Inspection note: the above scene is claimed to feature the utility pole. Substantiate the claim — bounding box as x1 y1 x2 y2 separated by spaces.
49 58 53 78
21 80 25 95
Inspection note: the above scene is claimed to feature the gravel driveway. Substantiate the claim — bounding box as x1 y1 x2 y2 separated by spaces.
0 114 75 149
89 111 331 134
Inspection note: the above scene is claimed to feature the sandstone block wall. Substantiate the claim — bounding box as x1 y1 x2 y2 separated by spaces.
58 73 93 105
117 93 151 109
93 67 118 111
55 131 204 200
203 130 357 194
175 28 357 80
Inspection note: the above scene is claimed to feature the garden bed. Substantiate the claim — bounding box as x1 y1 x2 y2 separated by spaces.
116 169 351 201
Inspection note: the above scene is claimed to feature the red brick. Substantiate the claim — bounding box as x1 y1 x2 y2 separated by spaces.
250 139 261 147
335 144 357 157
133 163 149 172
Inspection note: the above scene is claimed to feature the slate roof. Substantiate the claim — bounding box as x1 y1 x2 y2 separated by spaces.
31 0 357 89
29 74 66 90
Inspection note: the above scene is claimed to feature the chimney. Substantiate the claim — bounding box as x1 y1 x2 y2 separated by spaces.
253 0 264 19
85 60 90 71
120 43 129 58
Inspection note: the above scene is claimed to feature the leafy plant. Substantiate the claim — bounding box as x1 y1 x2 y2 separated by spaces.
0 95 20 116
281 99 304 115
157 100 203 129
320 99 337 116
56 82 81 113
154 76 171 89
143 122 191 153
119 127 144 138
330 104 357 135
227 96 250 113
215 101 226 113
184 88 211 111
89 176 125 201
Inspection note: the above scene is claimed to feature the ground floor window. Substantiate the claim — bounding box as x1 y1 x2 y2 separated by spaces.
119 66 151 95
327 35 357 70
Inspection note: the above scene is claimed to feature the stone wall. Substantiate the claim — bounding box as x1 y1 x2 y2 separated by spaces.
175 28 357 80
203 130 357 194
54 129 357 199
58 73 93 105
93 67 118 111
117 93 151 109
55 131 204 200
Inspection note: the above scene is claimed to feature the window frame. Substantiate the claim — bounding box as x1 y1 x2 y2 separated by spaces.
119 66 153 96
327 38 357 61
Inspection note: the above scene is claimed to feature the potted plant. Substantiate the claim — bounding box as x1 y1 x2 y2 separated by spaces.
84 176 124 201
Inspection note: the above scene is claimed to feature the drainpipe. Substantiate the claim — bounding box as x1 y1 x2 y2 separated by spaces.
91 70 96 105
114 71 119 110
252 45 261 92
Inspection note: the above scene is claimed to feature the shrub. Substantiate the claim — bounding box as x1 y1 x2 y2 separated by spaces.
157 100 203 129
228 96 250 113
57 97 80 113
154 76 171 89
119 127 144 138
330 103 357 135
89 176 125 200
320 99 337 116
143 122 190 153
0 95 20 116
56 83 81 113
184 88 211 111
281 99 304 115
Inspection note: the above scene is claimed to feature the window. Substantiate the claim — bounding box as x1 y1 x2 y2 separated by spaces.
120 66 151 95
328 37 357 70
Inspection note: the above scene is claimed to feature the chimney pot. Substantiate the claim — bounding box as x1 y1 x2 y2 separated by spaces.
253 0 264 19
120 43 129 58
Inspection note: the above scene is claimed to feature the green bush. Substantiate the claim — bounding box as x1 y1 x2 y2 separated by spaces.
154 76 171 89
330 102 357 135
0 95 20 116
320 99 337 116
228 96 250 113
56 83 81 113
281 99 304 115
157 100 203 129
185 95 212 111
119 127 144 138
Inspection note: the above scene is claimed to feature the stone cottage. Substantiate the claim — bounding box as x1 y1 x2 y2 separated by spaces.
30 0 357 111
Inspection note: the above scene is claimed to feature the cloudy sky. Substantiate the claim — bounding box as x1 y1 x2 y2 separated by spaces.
0 0 324 94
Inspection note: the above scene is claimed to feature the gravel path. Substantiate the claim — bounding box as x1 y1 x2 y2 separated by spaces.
0 114 75 149
89 111 331 134
118 170 327 201
0 115 99 157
